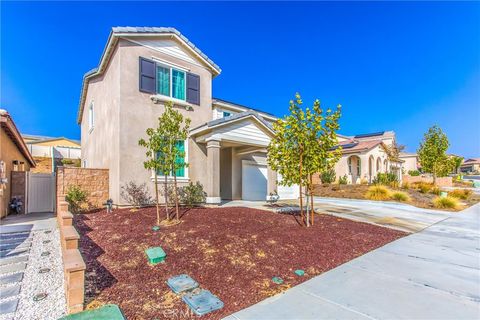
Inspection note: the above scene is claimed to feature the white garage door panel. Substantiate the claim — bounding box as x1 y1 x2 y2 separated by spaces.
242 162 267 201
277 174 299 200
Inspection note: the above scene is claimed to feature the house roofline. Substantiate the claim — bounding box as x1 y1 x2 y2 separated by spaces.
0 110 36 167
77 27 222 124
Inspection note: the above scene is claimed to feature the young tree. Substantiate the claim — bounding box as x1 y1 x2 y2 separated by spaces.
303 100 342 226
156 103 191 221
451 156 463 174
417 125 450 185
268 93 342 227
138 127 166 225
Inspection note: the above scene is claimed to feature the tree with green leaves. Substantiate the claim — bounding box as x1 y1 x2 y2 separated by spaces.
157 103 191 221
417 125 450 185
138 125 166 225
451 155 463 174
268 93 342 227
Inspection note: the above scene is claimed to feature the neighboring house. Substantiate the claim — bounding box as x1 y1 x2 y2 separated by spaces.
78 27 288 205
399 152 419 173
22 134 81 148
0 110 36 217
460 158 480 174
330 131 403 184
22 134 81 173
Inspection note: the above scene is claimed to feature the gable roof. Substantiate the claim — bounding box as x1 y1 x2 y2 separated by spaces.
0 110 35 167
212 98 278 120
190 110 274 136
77 27 221 124
335 139 384 155
22 134 80 146
463 158 480 165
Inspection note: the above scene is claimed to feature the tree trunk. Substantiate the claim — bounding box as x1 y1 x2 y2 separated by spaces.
309 174 314 226
433 164 437 186
164 175 169 220
299 152 305 226
154 171 160 225
172 165 180 221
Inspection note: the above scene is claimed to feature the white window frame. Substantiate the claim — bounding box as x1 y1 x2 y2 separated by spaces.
88 101 94 132
156 63 186 102
151 138 189 182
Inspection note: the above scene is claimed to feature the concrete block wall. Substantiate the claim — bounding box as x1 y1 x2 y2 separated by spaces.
57 199 86 314
403 175 453 187
57 167 109 209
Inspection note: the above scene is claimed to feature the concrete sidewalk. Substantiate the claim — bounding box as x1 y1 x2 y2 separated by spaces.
224 204 480 320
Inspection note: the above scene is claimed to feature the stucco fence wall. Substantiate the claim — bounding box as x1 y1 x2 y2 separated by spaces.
56 167 109 210
403 175 452 187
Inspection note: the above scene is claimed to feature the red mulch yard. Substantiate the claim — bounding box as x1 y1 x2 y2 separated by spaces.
75 207 405 319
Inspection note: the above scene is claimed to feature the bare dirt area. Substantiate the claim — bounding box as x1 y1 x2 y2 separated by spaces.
313 184 480 211
74 207 405 319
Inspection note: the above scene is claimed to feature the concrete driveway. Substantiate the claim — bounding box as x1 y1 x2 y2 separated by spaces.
224 203 480 320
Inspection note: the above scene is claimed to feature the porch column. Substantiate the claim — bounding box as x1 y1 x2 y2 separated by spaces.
360 155 369 183
267 166 277 196
206 139 221 204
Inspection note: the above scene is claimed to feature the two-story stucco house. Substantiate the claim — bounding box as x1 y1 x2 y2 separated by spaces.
78 27 300 205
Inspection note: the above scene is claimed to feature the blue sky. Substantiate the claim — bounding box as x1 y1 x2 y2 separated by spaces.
2 1 479 157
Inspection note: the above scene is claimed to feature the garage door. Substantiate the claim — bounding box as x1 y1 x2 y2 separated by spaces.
242 162 267 201
277 173 299 200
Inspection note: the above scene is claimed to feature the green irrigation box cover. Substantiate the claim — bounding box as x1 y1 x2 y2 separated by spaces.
145 247 166 264
59 304 125 320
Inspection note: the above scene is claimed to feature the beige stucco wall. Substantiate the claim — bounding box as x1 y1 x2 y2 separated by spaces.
332 146 390 184
81 45 121 202
0 129 32 217
81 38 214 205
31 139 80 148
401 156 418 173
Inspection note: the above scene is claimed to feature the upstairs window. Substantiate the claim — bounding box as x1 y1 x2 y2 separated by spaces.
88 102 94 131
156 65 186 101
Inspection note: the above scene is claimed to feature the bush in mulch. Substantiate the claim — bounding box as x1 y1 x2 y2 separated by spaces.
74 207 405 319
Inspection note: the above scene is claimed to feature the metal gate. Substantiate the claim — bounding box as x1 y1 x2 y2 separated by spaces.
27 172 55 213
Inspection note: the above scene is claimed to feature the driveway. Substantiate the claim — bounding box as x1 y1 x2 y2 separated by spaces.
224 203 480 320
221 197 453 233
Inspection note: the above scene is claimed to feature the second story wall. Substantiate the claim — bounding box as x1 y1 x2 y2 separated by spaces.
116 37 214 192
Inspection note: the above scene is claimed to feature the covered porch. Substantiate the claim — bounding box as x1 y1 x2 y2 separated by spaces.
190 111 297 204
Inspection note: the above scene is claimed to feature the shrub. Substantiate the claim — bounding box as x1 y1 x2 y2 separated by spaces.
365 185 391 201
448 189 473 200
408 170 421 176
338 175 348 185
401 182 410 190
432 196 459 209
179 182 206 207
320 169 336 184
391 191 411 202
65 185 87 213
360 178 368 185
431 187 441 195
121 181 152 208
414 182 433 193
160 184 180 206
372 173 398 186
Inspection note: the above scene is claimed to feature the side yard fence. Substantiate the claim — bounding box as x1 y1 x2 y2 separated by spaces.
403 175 452 187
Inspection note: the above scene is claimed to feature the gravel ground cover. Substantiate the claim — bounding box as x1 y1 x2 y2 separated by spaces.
75 207 406 319
0 228 66 320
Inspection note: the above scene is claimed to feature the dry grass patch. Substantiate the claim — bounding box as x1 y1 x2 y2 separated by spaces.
365 185 391 201
433 196 459 209
448 189 473 200
391 191 411 202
